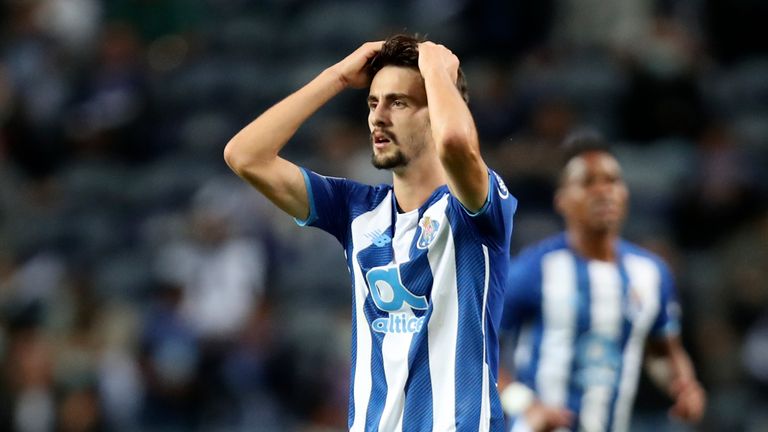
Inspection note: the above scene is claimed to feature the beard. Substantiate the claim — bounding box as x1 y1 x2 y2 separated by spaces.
371 147 409 169
370 128 429 170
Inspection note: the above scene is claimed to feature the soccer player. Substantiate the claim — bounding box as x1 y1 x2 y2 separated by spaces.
224 34 516 431
498 133 706 432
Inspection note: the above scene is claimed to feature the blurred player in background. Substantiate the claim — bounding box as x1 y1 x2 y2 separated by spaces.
224 34 516 431
498 132 705 432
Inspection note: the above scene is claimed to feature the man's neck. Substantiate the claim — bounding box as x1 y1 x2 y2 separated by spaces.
391 157 447 213
567 228 618 262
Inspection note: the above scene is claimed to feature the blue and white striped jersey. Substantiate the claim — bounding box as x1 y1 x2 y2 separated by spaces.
501 233 681 432
297 167 517 431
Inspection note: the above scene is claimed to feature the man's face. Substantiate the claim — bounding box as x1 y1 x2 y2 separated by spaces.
556 151 629 234
367 66 431 170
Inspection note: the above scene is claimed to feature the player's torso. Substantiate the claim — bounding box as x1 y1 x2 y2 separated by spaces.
526 249 664 432
345 188 502 431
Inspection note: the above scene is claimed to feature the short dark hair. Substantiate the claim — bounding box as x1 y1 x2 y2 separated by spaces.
366 34 470 104
558 128 615 184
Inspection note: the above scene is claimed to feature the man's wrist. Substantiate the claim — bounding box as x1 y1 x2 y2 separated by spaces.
320 67 349 93
500 382 536 417
419 64 453 83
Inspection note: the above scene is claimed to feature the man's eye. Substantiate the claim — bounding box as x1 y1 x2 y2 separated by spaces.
393 100 405 107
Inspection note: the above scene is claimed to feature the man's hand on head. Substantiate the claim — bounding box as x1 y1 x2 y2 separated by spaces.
417 41 459 84
329 41 384 89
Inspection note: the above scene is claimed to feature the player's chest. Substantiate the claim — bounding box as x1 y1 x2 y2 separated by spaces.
543 260 661 334
353 198 451 271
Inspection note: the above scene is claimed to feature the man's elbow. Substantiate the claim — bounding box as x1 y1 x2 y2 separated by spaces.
223 140 245 173
223 139 265 176
437 132 480 165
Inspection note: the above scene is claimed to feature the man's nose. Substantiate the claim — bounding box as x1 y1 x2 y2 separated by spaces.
591 179 615 195
371 104 390 126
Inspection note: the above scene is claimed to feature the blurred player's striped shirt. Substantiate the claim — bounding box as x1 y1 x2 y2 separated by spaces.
502 234 681 432
296 167 516 431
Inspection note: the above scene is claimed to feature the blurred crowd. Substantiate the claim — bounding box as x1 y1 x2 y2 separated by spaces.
0 0 766 431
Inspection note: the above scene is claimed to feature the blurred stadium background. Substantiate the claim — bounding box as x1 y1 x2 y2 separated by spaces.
0 0 766 431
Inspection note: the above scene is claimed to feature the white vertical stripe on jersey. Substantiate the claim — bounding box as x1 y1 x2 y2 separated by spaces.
378 328 413 432
586 261 623 337
393 210 418 264
349 192 395 432
378 210 419 432
611 254 662 432
580 261 623 432
426 196 458 431
478 245 492 432
538 250 578 407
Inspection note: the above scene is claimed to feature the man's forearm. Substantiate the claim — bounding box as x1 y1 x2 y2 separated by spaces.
645 337 698 394
420 65 478 159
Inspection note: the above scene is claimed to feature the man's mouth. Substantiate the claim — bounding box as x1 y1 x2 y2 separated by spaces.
591 201 619 216
372 131 393 148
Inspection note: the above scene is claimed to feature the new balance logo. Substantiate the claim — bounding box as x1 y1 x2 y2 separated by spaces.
366 229 392 247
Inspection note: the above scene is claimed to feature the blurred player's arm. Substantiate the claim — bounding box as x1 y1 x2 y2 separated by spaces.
418 42 488 213
498 365 573 432
224 41 383 219
499 259 573 431
645 336 706 422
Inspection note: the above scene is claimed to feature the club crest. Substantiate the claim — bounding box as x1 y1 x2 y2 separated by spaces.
417 216 440 249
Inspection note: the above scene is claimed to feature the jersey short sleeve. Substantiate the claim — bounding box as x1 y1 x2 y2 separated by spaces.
501 249 542 332
448 169 517 251
294 167 351 243
650 261 682 339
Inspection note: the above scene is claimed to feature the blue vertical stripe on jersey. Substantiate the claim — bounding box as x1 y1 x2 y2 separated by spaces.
399 253 436 300
568 255 592 426
402 327 434 431
606 258 634 429
486 251 507 432
485 251 508 381
349 279 358 429
450 214 492 431
489 382 505 432
523 314 544 390
364 296 387 432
